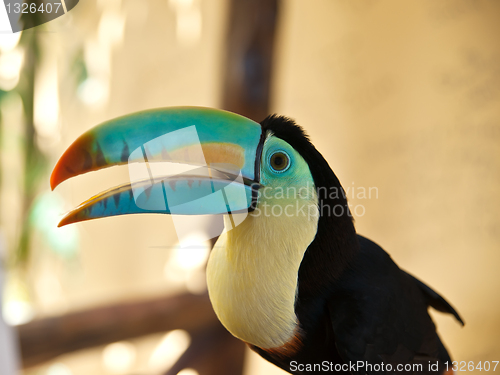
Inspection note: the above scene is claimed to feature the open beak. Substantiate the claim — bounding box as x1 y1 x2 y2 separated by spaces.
51 107 263 227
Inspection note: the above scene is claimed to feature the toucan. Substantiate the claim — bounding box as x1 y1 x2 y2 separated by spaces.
51 107 463 374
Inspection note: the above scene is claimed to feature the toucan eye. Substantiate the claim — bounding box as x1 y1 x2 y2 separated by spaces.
269 151 290 173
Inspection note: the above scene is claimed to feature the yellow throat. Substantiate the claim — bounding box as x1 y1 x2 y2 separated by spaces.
206 190 319 349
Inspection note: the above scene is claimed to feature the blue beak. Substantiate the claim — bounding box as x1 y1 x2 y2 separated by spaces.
51 107 263 227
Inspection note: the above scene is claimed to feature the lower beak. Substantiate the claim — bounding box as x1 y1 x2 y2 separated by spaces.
51 107 262 227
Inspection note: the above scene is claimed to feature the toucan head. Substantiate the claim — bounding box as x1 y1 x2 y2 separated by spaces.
51 107 355 249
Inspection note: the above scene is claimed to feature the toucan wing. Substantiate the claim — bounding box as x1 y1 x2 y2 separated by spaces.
327 235 463 375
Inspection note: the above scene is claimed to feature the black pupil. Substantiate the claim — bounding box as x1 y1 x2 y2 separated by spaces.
272 153 288 170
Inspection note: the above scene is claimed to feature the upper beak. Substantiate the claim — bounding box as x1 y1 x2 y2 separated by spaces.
51 106 263 227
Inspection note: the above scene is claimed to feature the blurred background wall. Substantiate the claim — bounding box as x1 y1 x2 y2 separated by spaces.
0 0 499 374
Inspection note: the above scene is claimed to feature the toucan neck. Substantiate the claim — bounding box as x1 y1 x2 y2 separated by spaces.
297 186 359 300
206 196 319 349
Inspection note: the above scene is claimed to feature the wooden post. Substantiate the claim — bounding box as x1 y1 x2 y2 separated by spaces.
222 0 280 122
